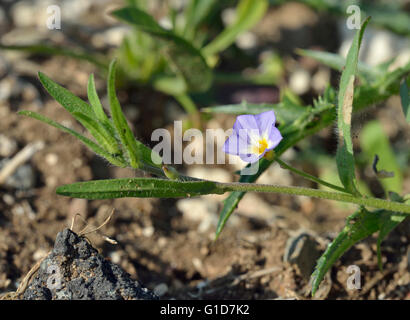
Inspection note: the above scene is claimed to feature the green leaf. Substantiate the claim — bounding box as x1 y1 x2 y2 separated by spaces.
18 111 127 167
311 207 407 296
111 7 212 92
38 71 121 155
400 78 410 123
72 112 121 155
38 72 95 118
87 74 119 141
215 190 244 238
56 178 223 199
296 48 379 81
335 17 370 196
202 0 268 57
87 74 110 124
360 120 402 194
107 60 162 170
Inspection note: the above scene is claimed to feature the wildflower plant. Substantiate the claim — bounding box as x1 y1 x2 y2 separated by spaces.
18 16 410 296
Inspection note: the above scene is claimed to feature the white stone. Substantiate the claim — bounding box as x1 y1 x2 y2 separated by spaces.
45 153 58 166
103 27 130 47
236 32 258 50
289 68 311 95
0 134 17 157
221 8 236 26
153 283 168 297
312 68 330 92
142 226 154 237
11 1 37 28
109 251 121 264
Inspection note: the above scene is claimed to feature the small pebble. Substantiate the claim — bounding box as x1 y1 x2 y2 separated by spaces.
289 69 311 95
2 194 15 205
0 159 36 189
236 32 258 50
45 153 59 166
157 237 167 248
11 1 37 28
109 251 121 264
142 226 154 237
33 248 48 261
284 232 321 279
0 135 17 157
153 283 168 297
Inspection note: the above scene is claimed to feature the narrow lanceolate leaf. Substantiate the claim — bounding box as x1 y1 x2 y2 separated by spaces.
202 0 268 57
56 178 224 199
296 49 379 81
400 78 410 123
107 60 140 168
107 60 162 170
111 7 212 92
336 17 370 196
38 72 94 118
87 74 110 124
87 74 119 141
72 112 121 155
18 111 127 167
311 207 407 296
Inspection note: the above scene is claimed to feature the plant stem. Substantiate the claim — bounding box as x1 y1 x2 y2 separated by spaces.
174 93 198 115
275 158 349 194
216 182 410 214
174 93 201 128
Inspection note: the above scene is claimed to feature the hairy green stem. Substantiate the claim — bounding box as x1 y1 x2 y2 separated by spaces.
275 158 349 194
216 182 410 214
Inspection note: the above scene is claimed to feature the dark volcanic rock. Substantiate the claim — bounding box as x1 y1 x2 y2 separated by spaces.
23 229 158 300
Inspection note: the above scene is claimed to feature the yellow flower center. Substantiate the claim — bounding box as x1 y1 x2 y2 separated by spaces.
252 138 268 155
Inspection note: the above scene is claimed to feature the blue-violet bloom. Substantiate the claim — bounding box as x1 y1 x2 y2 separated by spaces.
223 110 283 163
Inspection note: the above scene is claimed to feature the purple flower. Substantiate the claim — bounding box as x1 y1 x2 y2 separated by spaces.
223 110 283 163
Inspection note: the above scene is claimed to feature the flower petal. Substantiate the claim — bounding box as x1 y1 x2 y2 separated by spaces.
266 126 283 150
233 114 261 146
255 110 276 138
233 114 258 132
223 132 239 155
238 151 262 163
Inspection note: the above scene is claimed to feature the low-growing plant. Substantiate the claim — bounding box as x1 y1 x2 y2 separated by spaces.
19 16 410 296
